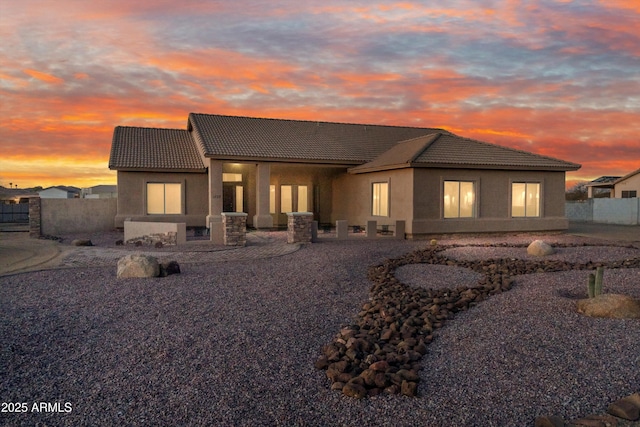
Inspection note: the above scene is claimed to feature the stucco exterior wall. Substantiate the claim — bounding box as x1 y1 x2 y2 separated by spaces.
114 166 570 234
331 169 414 230
614 172 640 198
115 171 208 228
270 164 346 227
410 168 568 236
116 164 345 229
334 168 568 237
41 198 117 235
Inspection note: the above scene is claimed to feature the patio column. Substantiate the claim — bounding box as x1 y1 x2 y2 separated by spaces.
253 162 273 229
207 159 224 243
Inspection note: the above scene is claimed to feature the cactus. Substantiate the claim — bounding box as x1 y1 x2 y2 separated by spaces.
588 273 596 298
594 266 604 297
587 267 605 298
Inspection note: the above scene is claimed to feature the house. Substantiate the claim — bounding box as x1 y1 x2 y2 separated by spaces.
108 113 581 238
612 168 640 198
585 169 640 199
81 185 118 199
38 186 81 199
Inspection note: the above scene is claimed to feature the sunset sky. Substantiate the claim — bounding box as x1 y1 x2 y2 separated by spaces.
1 0 639 189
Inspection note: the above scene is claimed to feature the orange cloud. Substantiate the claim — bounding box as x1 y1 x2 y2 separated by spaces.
23 69 64 84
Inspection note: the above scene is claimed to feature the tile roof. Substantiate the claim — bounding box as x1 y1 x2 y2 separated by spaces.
109 114 581 172
109 126 205 171
188 113 445 163
351 133 581 173
348 134 441 173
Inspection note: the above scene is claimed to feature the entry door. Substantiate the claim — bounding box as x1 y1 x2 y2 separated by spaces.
223 184 244 213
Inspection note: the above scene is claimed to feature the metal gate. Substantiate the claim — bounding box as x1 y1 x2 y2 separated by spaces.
0 203 29 223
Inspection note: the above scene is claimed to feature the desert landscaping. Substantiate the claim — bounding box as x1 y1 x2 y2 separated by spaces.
1 229 639 426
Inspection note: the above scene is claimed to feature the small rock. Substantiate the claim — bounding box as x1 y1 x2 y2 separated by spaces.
359 369 377 387
568 417 607 427
71 239 93 246
527 240 555 256
330 382 344 391
115 239 124 246
577 294 640 319
400 380 417 397
397 369 419 382
117 254 160 278
384 384 400 395
314 356 329 370
342 382 367 399
608 395 640 421
534 415 565 427
159 260 181 277
369 360 389 372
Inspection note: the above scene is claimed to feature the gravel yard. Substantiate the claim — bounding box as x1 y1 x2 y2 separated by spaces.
1 234 639 426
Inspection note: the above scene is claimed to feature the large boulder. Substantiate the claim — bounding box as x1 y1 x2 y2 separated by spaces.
577 294 640 319
117 254 160 278
527 240 556 256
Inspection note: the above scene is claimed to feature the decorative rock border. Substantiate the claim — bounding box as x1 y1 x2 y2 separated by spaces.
315 243 640 401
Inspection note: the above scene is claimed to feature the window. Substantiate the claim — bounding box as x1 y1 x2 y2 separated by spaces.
621 191 637 198
372 182 389 216
512 182 540 217
269 185 276 214
444 181 475 218
235 186 244 213
280 185 308 213
222 173 242 182
147 183 181 214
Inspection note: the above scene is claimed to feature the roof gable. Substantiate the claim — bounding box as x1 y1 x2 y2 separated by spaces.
188 113 445 164
109 126 205 171
351 133 581 173
614 167 640 185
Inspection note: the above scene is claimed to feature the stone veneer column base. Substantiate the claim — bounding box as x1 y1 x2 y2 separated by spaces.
287 212 313 244
221 212 247 246
29 197 41 238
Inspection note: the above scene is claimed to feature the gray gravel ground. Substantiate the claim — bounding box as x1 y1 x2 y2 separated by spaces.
1 235 639 426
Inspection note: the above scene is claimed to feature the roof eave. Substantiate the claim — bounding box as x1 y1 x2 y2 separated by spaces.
348 163 412 174
410 163 582 171
110 166 207 173
205 154 361 166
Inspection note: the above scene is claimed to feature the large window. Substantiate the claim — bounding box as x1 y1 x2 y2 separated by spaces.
621 190 637 198
512 182 540 217
372 182 389 216
280 185 308 213
147 183 181 214
444 181 475 218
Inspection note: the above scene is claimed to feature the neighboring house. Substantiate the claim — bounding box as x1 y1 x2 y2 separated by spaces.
82 185 118 199
108 113 581 238
585 169 640 199
613 168 640 199
585 176 620 198
38 186 81 199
